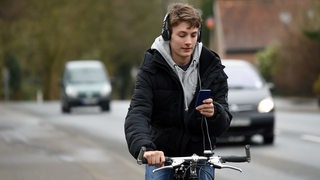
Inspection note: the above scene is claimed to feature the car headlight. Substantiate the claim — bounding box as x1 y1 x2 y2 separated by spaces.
66 86 77 97
100 84 112 96
258 96 274 113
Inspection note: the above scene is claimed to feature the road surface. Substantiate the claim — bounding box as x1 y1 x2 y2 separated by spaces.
0 97 319 179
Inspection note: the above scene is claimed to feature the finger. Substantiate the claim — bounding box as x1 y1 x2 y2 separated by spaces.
160 155 165 166
152 156 157 165
201 108 214 117
144 152 154 165
203 98 213 104
155 151 164 165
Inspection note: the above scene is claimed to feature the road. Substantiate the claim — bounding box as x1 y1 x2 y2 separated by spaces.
0 98 319 180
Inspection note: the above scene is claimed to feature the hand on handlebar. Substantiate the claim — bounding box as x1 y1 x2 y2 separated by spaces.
143 150 165 167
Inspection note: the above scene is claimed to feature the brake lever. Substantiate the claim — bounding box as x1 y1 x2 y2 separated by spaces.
153 165 174 173
220 164 243 172
153 159 185 173
208 157 242 173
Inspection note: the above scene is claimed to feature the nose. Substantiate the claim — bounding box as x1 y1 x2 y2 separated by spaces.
185 35 193 45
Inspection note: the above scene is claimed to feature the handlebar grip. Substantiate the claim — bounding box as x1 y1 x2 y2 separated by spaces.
137 147 172 165
220 156 249 163
220 145 251 163
137 146 148 165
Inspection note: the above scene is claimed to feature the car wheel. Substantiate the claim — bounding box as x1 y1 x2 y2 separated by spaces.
101 102 110 111
62 103 71 113
244 136 252 143
263 135 274 144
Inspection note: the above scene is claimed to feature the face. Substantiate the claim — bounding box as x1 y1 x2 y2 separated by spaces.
170 22 199 65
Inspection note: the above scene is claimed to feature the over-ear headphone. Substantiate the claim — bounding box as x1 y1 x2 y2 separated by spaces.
161 13 202 42
161 13 171 41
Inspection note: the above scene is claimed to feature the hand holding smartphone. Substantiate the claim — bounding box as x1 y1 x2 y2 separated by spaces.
195 89 211 107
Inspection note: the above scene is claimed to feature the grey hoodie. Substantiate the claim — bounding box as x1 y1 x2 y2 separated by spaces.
151 36 203 111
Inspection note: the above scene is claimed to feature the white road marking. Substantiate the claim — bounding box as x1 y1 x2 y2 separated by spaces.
301 134 320 143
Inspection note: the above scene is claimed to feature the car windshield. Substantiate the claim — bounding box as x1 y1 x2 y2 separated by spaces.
224 64 263 89
66 67 107 84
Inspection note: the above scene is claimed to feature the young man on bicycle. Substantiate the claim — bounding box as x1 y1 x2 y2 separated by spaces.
125 3 232 179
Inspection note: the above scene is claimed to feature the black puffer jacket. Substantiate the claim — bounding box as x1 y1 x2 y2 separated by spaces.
125 46 232 159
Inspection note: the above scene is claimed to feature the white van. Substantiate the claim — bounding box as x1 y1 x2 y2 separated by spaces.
60 60 112 113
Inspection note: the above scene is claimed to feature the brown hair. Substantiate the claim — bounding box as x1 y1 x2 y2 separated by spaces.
167 3 202 30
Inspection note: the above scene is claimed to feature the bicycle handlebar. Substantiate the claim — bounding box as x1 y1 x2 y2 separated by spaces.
137 145 251 174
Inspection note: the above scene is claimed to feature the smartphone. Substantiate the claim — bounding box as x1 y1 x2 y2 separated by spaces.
195 89 211 107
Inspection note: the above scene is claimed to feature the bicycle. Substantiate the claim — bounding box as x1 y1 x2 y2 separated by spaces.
137 145 251 179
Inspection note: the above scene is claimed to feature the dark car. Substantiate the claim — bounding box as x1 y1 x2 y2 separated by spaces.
60 60 112 113
219 59 275 144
